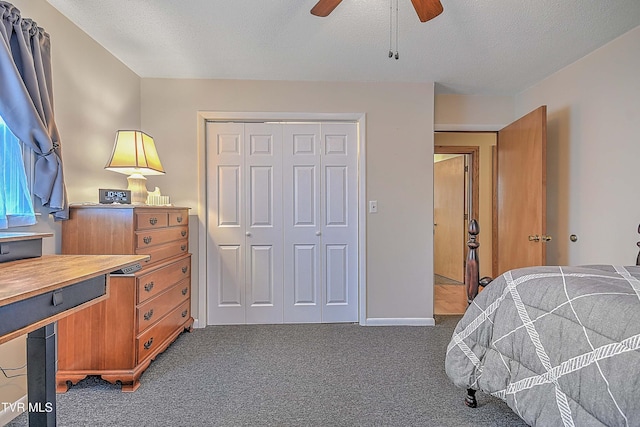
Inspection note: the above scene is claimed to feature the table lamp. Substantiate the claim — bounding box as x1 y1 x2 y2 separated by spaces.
105 130 165 204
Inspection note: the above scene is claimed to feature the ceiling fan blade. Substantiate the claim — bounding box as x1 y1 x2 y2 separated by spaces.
410 0 444 22
310 0 343 17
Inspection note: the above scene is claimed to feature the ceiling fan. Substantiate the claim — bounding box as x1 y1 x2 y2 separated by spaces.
311 0 444 22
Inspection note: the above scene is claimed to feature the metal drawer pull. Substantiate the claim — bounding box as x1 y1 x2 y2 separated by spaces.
176 216 183 223
143 236 152 244
144 309 154 321
149 217 158 225
182 266 188 274
181 245 187 251
143 338 154 350
182 287 188 296
181 230 187 237
144 281 154 292
181 310 188 318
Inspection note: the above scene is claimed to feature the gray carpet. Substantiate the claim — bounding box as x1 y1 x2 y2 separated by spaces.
8 316 527 426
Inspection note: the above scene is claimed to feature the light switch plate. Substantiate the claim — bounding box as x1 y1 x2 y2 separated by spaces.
369 200 378 213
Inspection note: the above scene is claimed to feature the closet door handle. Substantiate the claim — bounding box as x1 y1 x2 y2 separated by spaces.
315 231 321 236
246 232 252 237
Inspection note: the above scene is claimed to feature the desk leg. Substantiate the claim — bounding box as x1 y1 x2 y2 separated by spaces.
26 323 56 426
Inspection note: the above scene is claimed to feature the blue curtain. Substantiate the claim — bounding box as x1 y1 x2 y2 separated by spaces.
0 1 67 220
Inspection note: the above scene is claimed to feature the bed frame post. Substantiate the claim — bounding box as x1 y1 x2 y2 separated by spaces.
636 224 640 266
466 219 480 304
464 219 480 408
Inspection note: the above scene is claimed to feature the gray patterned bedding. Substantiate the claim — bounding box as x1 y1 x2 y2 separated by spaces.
445 265 640 426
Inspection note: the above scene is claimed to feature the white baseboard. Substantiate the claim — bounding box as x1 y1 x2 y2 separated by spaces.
193 317 436 327
0 394 27 426
192 317 204 329
364 317 436 326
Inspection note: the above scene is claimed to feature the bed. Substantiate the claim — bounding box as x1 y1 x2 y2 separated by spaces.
445 220 640 426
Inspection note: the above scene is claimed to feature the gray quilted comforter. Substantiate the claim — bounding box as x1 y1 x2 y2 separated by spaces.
445 265 640 426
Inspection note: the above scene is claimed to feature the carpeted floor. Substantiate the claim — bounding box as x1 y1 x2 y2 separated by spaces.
7 316 527 426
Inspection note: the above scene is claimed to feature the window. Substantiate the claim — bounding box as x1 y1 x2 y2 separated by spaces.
0 115 36 229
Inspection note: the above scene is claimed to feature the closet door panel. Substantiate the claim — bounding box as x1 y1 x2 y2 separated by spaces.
293 244 318 304
320 123 358 322
283 124 322 323
207 122 246 324
244 123 283 324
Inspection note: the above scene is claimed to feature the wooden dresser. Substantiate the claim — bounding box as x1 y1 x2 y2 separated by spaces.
56 205 193 392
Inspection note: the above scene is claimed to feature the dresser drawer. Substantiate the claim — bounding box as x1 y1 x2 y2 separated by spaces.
136 256 191 303
136 239 189 266
169 210 188 227
137 300 190 363
136 278 190 333
135 212 169 230
136 226 188 249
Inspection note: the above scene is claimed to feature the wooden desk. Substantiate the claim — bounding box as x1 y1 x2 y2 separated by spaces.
0 254 148 426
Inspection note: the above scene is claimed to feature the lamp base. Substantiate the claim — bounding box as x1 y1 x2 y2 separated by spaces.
127 173 148 204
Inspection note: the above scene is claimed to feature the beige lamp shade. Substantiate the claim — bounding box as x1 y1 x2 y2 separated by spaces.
105 130 165 204
105 130 165 176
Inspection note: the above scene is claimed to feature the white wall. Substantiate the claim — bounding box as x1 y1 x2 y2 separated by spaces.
435 94 514 131
516 25 640 266
141 79 436 323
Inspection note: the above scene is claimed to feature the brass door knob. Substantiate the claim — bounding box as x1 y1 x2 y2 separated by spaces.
528 235 540 242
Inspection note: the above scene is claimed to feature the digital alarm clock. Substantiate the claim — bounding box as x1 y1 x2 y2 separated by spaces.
99 188 132 204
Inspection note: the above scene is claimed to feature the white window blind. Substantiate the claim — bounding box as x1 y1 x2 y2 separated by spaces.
0 115 36 229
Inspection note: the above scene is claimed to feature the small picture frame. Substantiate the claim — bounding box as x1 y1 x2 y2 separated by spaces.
99 188 131 204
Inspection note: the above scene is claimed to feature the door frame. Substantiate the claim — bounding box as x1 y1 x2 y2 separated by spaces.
434 146 479 228
434 146 480 283
197 111 367 327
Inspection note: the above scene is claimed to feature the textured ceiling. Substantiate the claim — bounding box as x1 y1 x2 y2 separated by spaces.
46 0 640 95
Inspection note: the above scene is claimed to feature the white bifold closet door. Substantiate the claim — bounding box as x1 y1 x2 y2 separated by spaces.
206 121 357 325
206 122 284 324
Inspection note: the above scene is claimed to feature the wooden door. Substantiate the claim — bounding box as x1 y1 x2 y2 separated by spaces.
496 106 547 274
434 155 465 282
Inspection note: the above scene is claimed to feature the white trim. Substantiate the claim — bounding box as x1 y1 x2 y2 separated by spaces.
191 317 202 329
364 318 436 326
357 117 367 326
196 111 367 327
0 394 27 426
434 124 504 132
